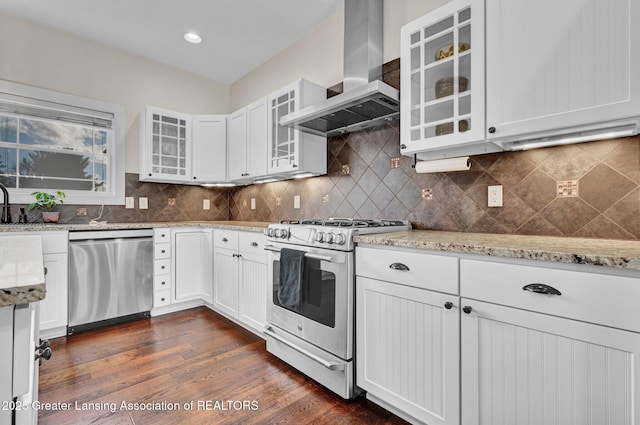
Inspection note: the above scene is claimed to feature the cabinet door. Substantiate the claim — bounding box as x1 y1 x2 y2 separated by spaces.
246 98 268 178
0 306 13 425
485 0 640 143
192 115 227 182
356 277 460 425
213 247 239 318
227 108 247 181
38 252 68 332
141 107 191 182
268 81 300 174
174 231 206 302
461 298 640 425
400 0 487 157
238 251 267 333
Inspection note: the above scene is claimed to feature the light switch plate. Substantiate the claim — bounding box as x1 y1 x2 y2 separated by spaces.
250 198 256 210
139 197 148 210
203 199 210 210
294 195 301 209
125 197 135 209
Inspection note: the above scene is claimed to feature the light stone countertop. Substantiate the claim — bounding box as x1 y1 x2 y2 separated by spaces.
0 234 46 306
354 230 640 271
0 220 270 233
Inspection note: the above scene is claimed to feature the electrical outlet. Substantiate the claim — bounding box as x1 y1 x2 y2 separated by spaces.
203 199 210 210
139 197 148 209
250 198 256 210
488 185 503 207
275 197 281 206
76 208 87 216
125 197 135 209
294 195 301 209
167 198 176 206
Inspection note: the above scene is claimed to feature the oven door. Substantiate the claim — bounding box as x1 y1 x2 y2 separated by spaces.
265 242 353 360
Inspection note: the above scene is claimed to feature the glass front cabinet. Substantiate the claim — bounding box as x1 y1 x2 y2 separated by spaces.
267 79 327 177
140 106 192 183
400 0 495 159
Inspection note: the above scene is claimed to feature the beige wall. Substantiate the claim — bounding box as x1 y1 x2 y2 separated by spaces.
0 12 230 174
230 0 449 110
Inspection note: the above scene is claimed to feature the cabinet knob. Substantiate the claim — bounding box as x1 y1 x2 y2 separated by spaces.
389 262 410 271
292 164 297 168
222 237 228 242
148 173 152 176
400 144 407 150
161 297 165 302
193 176 197 180
488 126 496 134
161 234 166 238
250 242 258 247
463 306 473 314
161 281 166 285
44 267 48 276
161 249 166 254
161 265 165 270
444 301 453 310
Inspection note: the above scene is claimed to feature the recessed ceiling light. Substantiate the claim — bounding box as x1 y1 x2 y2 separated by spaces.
184 32 202 44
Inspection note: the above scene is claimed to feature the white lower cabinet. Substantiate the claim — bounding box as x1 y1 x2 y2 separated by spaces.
460 298 640 425
356 276 460 425
459 258 640 425
173 229 212 303
212 230 267 334
33 231 68 339
355 246 460 425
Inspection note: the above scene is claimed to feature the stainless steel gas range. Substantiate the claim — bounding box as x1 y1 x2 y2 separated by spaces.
263 218 411 398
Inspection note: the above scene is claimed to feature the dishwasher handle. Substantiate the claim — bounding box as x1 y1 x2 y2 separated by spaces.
69 229 154 240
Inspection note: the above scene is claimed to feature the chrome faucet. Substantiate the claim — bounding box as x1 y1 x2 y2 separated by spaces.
0 182 11 224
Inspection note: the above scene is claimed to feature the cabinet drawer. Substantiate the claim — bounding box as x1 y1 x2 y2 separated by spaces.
356 246 458 294
460 259 640 333
154 275 170 291
154 259 170 275
153 290 171 307
38 232 68 254
239 232 266 254
154 228 171 243
214 230 238 249
154 243 170 259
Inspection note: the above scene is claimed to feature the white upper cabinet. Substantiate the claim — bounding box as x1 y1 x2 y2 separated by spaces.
227 98 268 182
140 106 191 182
400 0 493 159
486 0 640 148
267 79 327 176
191 115 227 183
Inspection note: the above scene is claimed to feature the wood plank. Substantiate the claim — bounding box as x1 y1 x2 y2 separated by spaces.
38 307 408 424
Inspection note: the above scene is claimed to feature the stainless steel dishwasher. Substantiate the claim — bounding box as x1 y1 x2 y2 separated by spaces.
68 229 153 334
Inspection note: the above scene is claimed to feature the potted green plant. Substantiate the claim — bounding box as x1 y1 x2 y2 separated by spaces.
28 191 66 223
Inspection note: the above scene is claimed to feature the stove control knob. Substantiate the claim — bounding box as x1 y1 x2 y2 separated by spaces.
279 229 289 239
267 228 275 237
334 233 346 245
326 233 335 244
315 232 325 242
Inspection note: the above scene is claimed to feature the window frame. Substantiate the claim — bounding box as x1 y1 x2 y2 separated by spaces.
0 79 125 205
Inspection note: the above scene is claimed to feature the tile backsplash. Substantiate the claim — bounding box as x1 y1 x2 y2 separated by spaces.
231 131 640 240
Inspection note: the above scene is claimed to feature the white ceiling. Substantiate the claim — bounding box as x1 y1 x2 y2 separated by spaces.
0 0 343 85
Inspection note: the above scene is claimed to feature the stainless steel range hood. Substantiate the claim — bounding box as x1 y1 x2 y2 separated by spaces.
280 0 399 137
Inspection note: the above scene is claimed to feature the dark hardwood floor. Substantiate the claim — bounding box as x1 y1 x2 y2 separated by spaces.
38 307 408 425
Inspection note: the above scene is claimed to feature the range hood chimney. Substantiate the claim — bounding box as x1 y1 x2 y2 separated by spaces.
280 0 399 137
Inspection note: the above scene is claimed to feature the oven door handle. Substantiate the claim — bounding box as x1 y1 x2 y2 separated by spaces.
263 326 346 371
264 245 337 263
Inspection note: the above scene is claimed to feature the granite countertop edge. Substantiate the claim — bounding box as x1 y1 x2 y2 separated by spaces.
0 221 270 233
354 230 640 271
0 282 46 307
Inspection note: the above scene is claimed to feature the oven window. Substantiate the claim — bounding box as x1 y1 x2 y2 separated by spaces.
273 258 336 328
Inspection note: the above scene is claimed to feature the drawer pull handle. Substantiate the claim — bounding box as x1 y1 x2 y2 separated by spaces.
251 242 258 247
161 249 166 254
389 262 410 271
463 306 473 314
444 302 453 310
222 237 228 242
523 283 562 296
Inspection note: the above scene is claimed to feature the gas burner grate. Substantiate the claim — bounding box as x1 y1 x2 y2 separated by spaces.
279 219 300 224
300 219 324 225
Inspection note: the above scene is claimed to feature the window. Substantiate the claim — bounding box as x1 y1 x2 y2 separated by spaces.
0 80 125 205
